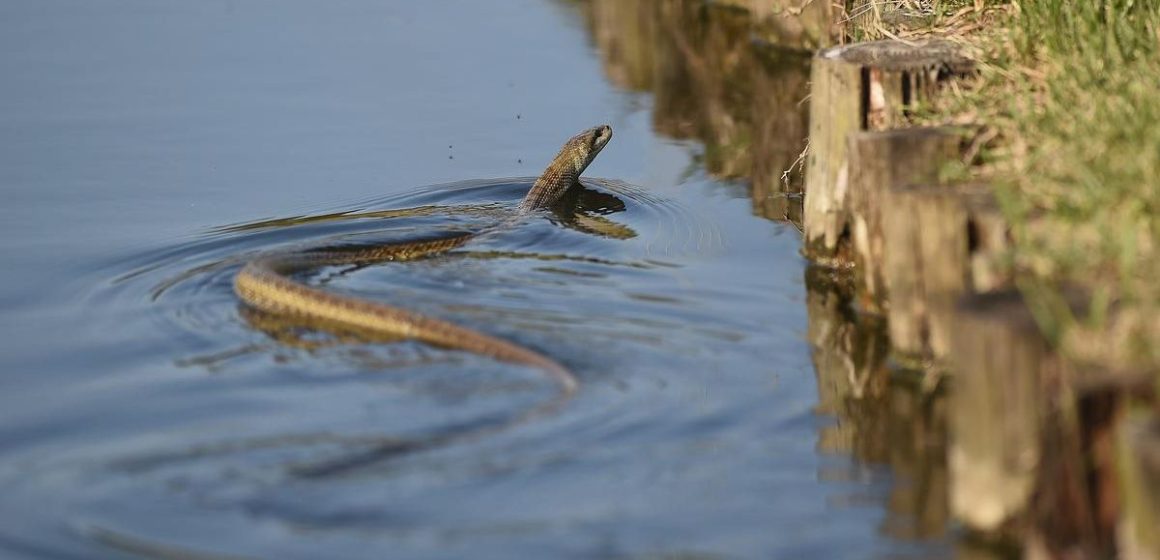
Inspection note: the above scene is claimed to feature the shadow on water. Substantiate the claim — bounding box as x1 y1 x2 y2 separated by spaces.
580 0 955 549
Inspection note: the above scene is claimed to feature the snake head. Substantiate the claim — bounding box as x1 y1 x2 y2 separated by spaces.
519 124 614 212
563 124 613 176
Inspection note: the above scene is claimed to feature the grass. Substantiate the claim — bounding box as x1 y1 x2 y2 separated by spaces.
857 0 1160 370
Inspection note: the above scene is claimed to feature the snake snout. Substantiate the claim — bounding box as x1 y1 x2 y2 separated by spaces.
590 124 613 154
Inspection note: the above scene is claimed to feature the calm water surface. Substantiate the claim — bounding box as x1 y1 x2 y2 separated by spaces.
0 1 951 558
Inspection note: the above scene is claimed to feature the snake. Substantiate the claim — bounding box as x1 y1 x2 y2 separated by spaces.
232 124 612 476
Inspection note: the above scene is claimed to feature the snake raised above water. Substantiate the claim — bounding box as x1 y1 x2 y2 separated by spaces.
233 125 612 474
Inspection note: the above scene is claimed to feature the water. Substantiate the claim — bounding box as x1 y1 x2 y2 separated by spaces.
0 1 952 558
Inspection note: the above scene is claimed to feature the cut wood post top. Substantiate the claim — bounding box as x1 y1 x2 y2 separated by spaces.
819 39 975 73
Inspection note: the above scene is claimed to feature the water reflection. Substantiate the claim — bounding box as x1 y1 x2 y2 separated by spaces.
581 0 951 547
579 0 811 224
807 266 951 541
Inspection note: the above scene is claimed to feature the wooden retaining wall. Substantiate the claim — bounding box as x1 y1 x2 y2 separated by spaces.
799 36 1159 558
803 40 973 267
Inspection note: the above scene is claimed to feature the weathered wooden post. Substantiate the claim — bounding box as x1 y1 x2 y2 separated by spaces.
949 289 1152 555
880 181 1010 362
1024 370 1159 558
845 127 968 314
948 290 1055 534
803 40 973 266
1117 412 1160 558
947 290 1118 551
803 44 861 265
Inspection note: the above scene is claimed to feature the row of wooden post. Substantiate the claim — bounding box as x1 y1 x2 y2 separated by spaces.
800 39 1159 557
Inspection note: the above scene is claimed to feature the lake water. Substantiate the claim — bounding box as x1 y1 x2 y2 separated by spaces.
0 1 954 558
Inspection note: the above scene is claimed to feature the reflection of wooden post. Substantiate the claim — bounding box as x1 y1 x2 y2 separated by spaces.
805 267 891 454
803 40 972 265
749 44 811 205
805 265 952 538
882 181 1010 362
884 380 951 540
846 127 966 314
948 290 1054 534
747 0 835 49
1118 414 1160 558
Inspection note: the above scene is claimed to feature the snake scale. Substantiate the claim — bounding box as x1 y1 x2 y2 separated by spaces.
233 125 612 475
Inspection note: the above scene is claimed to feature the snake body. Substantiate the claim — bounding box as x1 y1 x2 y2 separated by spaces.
233 125 611 472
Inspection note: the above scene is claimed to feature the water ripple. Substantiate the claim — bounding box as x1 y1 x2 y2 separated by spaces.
0 177 806 558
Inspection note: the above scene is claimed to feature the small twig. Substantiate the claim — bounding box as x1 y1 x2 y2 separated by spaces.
781 138 811 188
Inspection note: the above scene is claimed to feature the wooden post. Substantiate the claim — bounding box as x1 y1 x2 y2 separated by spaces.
846 127 967 314
881 181 1010 362
1024 373 1158 558
1117 412 1160 559
803 46 861 265
1025 379 1113 558
948 290 1057 534
803 39 973 266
